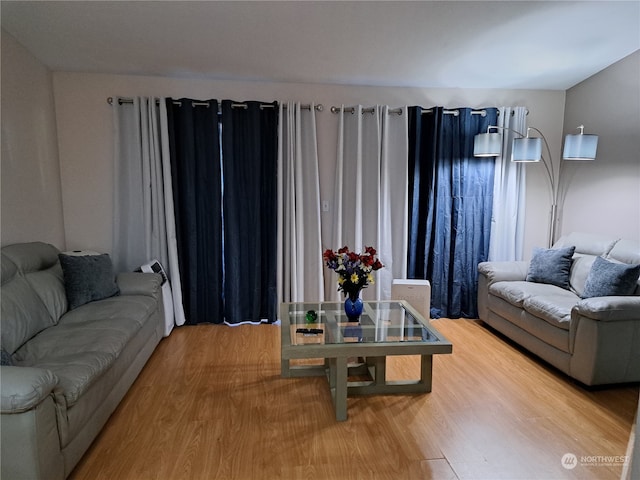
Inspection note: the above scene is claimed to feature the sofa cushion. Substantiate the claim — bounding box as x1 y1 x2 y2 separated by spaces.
526 246 575 289
2 242 60 274
1 245 67 354
489 281 571 307
1 273 56 355
522 294 578 330
582 256 640 299
59 294 158 327
24 265 68 324
2 243 68 324
14 294 157 406
553 232 618 257
568 254 597 298
59 254 120 310
489 281 578 334
605 238 640 265
1 254 18 286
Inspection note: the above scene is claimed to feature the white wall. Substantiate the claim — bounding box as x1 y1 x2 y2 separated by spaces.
52 71 565 257
1 29 66 249
561 51 640 242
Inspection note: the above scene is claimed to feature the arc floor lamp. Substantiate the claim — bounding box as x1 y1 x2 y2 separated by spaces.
474 124 598 247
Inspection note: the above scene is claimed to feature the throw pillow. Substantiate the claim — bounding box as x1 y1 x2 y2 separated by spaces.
1 347 13 366
582 256 640 298
58 253 120 310
526 246 576 290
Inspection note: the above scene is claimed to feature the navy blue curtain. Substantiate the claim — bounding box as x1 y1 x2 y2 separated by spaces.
221 101 278 324
166 99 224 324
407 107 498 319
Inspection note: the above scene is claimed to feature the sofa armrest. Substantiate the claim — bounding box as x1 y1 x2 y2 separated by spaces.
574 296 640 322
1 366 58 413
116 272 162 297
478 261 528 285
477 261 528 322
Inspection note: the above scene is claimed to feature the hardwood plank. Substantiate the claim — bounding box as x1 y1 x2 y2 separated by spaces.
69 319 638 480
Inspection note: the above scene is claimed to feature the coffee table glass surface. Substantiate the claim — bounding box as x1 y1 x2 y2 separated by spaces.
284 301 440 345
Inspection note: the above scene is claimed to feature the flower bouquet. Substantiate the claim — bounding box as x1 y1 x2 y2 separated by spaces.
323 246 384 320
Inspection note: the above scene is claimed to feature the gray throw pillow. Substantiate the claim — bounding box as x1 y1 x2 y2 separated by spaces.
526 246 576 290
1 347 13 366
582 256 640 298
58 253 120 310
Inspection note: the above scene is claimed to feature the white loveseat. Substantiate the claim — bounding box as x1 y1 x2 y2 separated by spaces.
477 232 640 386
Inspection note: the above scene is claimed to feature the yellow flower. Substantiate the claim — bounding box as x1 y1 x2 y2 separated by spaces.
350 273 359 284
338 276 345 285
367 273 375 284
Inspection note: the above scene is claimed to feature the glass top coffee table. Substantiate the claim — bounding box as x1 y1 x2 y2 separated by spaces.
280 300 452 421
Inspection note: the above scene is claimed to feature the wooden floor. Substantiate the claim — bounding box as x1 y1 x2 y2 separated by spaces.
70 319 638 480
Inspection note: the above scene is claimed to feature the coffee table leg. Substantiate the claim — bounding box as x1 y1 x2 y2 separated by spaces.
281 358 290 378
335 357 348 421
421 354 433 392
366 356 386 386
327 358 335 389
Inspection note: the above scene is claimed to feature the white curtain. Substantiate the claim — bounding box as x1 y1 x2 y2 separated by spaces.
113 97 186 330
332 105 409 301
277 102 325 303
488 106 528 261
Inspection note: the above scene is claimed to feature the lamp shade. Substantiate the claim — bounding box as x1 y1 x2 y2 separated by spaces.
563 133 598 160
474 132 502 157
512 137 542 162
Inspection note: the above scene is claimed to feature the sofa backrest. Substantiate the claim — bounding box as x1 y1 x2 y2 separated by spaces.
1 242 68 355
607 239 640 265
553 232 640 297
554 232 619 257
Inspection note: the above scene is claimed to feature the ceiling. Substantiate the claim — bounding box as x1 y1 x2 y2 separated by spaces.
2 1 639 90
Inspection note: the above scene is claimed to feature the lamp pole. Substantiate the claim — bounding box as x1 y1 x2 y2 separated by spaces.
524 127 559 248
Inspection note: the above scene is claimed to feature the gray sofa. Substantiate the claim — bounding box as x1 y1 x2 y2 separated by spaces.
1 242 165 479
478 232 640 386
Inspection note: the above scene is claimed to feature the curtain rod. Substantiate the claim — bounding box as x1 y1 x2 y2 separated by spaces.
107 97 323 111
284 103 324 112
421 109 529 116
417 108 529 116
330 106 496 117
330 106 403 115
420 108 491 116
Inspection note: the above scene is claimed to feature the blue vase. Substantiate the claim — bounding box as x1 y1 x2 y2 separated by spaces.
344 291 363 322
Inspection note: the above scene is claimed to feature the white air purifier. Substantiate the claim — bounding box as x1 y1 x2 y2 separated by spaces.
391 279 431 321
141 259 175 337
